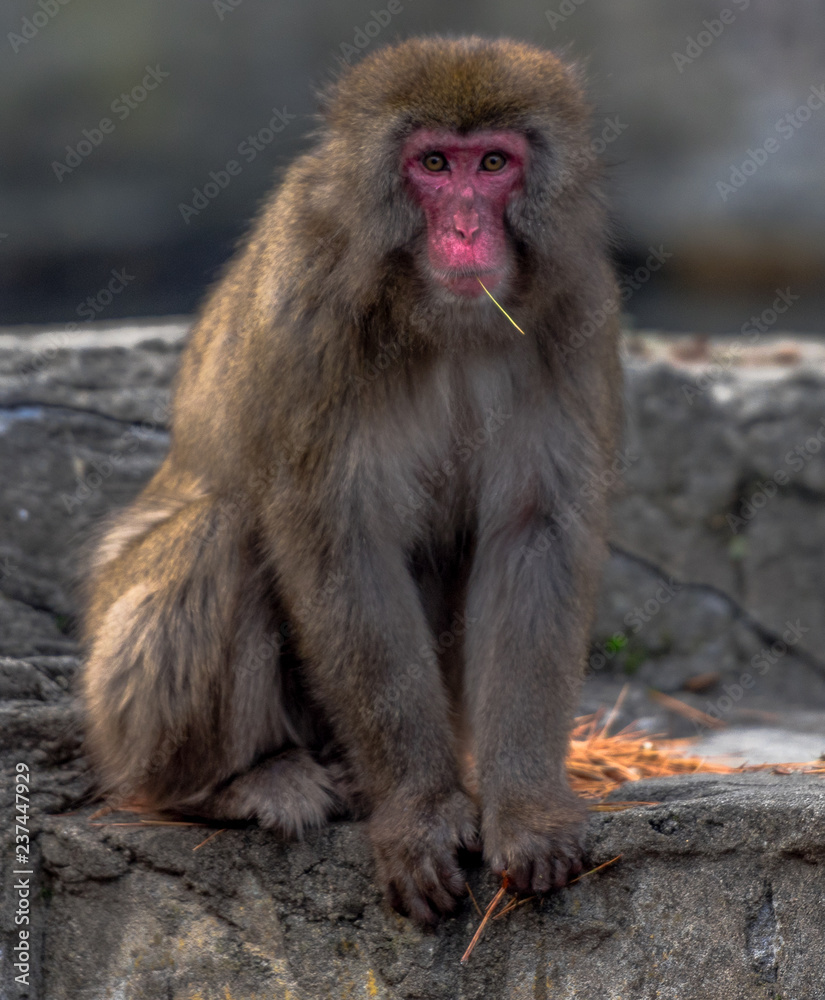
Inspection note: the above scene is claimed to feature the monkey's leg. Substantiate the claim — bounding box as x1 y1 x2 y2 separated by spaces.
83 489 338 837
465 510 602 894
268 525 478 925
182 748 339 837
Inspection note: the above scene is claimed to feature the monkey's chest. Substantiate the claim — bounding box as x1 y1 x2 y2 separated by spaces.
365 359 519 534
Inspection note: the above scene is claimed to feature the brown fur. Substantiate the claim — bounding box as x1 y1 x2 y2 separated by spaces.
82 36 622 925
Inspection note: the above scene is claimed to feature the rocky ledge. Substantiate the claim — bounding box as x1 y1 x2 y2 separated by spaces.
1 322 824 998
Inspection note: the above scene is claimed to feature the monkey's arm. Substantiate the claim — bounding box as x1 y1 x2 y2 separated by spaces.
261 490 477 924
465 409 611 893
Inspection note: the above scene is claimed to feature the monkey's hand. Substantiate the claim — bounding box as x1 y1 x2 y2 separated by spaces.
369 789 479 926
483 796 586 895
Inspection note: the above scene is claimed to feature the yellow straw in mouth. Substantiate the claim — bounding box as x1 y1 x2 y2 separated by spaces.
477 278 526 335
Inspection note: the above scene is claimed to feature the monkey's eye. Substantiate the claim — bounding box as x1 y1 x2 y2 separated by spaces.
480 151 507 171
422 152 449 172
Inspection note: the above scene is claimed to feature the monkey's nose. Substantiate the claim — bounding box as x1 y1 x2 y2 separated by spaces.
453 211 479 242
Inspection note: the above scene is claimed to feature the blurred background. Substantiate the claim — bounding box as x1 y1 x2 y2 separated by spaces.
1 0 824 332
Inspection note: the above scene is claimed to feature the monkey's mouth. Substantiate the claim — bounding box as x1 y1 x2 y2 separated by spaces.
432 269 504 299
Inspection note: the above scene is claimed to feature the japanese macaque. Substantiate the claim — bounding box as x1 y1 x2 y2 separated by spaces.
82 36 622 925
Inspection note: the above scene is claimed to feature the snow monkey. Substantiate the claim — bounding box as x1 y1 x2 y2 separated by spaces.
82 36 622 925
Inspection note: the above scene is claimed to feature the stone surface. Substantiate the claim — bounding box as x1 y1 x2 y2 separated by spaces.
1 322 825 997
3 741 824 999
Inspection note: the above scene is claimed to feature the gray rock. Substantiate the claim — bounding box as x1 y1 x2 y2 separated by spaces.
2 768 824 999
2 322 825 997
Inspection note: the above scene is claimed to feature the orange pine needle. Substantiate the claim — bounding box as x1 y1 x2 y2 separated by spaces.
648 689 727 729
598 682 630 737
193 828 227 851
588 800 660 811
493 894 534 920
568 853 622 885
461 873 510 964
564 711 825 802
466 881 483 918
88 804 115 822
89 819 210 827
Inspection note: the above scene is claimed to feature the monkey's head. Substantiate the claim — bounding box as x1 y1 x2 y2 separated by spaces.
317 36 603 333
399 127 528 299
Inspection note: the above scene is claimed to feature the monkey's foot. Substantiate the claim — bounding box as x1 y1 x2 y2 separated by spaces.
370 789 479 926
483 799 586 894
192 748 339 838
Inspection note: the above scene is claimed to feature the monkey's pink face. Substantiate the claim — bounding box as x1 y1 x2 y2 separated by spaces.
400 129 528 298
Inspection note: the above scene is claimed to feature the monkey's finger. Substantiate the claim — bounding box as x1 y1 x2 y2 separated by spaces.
434 858 466 899
428 874 464 913
409 897 440 927
563 851 584 883
548 855 569 889
531 855 553 894
416 857 462 914
504 858 533 894
395 877 440 927
459 822 482 853
424 884 460 916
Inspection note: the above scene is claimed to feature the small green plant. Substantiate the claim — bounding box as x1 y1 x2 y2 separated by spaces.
604 633 628 654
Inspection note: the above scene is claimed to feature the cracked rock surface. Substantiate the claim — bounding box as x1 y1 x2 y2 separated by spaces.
1 322 824 998
4 757 825 999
